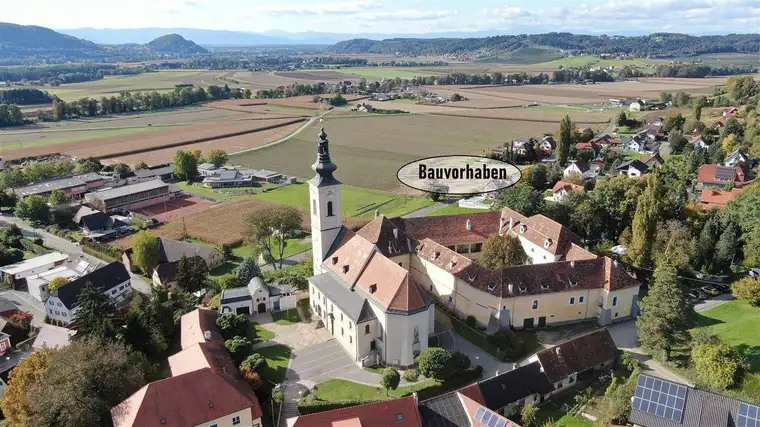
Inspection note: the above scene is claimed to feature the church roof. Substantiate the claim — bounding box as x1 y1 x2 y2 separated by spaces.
393 211 502 247
356 215 414 257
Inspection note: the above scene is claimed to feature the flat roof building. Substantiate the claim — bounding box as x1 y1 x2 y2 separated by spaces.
0 252 69 282
12 173 104 198
85 180 169 212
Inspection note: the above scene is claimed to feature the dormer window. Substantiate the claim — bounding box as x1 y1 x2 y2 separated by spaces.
518 285 527 292
332 256 338 265
569 280 577 287
448 258 457 269
540 284 550 291
544 238 553 248
342 265 349 274
369 284 377 294
519 224 527 234
432 251 440 260
487 283 497 292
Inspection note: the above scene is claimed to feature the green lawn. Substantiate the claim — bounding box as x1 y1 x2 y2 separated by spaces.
256 344 292 384
247 322 275 345
425 203 491 217
272 308 300 326
307 378 438 401
534 386 594 427
6 126 167 149
363 366 386 375
209 239 311 277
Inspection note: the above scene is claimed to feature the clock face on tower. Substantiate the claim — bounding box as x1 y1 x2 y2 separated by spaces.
326 189 335 197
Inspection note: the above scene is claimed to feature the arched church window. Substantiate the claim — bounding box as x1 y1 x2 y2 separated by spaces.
327 201 334 217
413 326 419 344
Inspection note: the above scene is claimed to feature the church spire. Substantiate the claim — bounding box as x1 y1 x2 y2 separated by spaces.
311 119 341 187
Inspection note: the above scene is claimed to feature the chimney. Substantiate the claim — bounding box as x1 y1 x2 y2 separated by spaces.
203 330 212 340
393 228 399 239
613 260 619 267
495 370 500 376
412 392 419 405
507 283 513 294
466 219 472 231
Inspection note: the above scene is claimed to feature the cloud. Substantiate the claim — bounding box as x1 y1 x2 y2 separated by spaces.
359 9 458 21
253 1 381 16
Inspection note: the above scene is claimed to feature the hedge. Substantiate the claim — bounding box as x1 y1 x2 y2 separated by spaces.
298 400 377 415
416 366 483 401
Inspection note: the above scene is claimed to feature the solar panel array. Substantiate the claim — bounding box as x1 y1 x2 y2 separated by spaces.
473 407 508 427
633 374 687 422
715 166 737 181
739 402 760 427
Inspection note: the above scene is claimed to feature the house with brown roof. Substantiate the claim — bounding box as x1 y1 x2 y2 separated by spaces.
420 385 522 427
723 107 738 118
111 308 262 427
591 134 622 148
305 125 640 367
290 395 423 427
563 160 594 180
699 188 744 209
697 164 747 190
552 181 585 202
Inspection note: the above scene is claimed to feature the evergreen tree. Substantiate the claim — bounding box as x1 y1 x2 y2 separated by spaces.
714 222 738 272
174 255 209 293
557 115 573 167
73 283 122 341
637 265 692 361
627 173 662 267
236 257 262 285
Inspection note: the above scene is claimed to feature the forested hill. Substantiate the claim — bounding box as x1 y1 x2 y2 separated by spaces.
0 22 99 50
328 33 760 58
146 34 208 54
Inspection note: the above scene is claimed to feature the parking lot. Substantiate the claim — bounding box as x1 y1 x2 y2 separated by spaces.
288 339 360 385
0 289 47 327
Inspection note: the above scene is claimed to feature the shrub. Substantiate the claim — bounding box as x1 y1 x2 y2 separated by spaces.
733 277 760 306
242 367 264 390
618 351 639 373
465 315 477 328
417 347 454 381
452 351 471 371
217 313 248 340
381 368 401 396
241 353 267 371
217 274 242 290
224 336 252 364
299 400 377 415
403 369 420 382
692 340 745 390
488 330 526 361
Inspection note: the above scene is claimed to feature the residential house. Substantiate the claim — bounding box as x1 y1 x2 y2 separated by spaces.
551 181 584 202
691 135 710 149
198 162 219 177
563 160 593 179
477 361 555 416
291 395 423 427
219 277 297 315
629 101 643 112
12 172 104 199
26 264 82 302
591 134 622 148
85 180 170 213
0 252 68 285
111 308 263 427
723 106 738 118
130 163 175 183
74 207 130 238
626 136 661 154
527 329 618 393
575 141 600 155
646 116 664 127
616 159 649 177
539 135 557 152
713 119 726 129
725 149 749 167
151 238 224 287
637 128 665 142
0 297 22 318
511 139 534 156
697 165 747 189
32 324 75 351
629 373 758 427
0 332 11 357
306 126 640 368
641 153 665 169
699 188 744 209
45 261 132 325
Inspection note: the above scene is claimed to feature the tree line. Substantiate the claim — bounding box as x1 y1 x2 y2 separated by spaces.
0 88 53 105
0 103 24 128
0 64 148 85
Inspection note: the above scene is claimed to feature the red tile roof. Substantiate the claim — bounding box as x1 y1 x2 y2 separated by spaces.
575 142 599 151
395 211 502 247
505 213 582 256
357 216 414 257
180 308 223 350
564 243 598 262
551 181 585 194
535 329 618 383
591 135 622 145
291 395 422 427
355 251 427 312
699 188 744 209
458 384 486 405
697 165 746 186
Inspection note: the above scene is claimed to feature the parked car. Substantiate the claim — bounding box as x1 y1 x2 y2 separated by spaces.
701 285 721 296
688 290 706 300
713 284 731 293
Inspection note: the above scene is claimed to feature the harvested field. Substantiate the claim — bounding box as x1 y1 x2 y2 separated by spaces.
3 117 304 161
138 196 217 223
231 114 563 191
371 101 612 123
101 119 305 165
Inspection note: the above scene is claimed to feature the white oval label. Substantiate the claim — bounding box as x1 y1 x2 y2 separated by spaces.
396 155 522 195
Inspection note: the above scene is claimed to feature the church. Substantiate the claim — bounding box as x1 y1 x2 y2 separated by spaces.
307 123 641 368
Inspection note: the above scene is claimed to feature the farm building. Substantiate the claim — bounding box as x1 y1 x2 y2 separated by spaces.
12 172 105 198
219 277 297 315
84 179 170 212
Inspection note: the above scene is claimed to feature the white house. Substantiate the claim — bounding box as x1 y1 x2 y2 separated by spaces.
725 149 749 166
616 160 649 177
692 136 710 149
563 160 593 179
551 181 584 202
219 277 297 315
26 265 80 302
0 252 68 283
45 262 132 325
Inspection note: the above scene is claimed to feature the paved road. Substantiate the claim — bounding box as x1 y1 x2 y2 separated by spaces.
694 293 733 312
0 215 152 295
434 321 513 377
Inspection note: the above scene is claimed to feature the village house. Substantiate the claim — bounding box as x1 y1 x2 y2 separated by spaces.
511 139 534 156
26 259 96 302
637 128 665 142
45 262 132 325
12 172 105 199
419 384 522 427
646 116 664 127
591 134 622 148
575 141 600 155
73 206 130 239
699 188 744 209
641 153 665 169
148 238 224 287
723 106 738 118
697 164 747 190
539 135 557 152
625 136 661 154
111 309 263 427
219 277 297 315
616 159 649 177
0 331 11 357
725 149 749 167
292 395 424 427
551 181 585 202
563 160 594 179
691 135 710 149
305 125 640 368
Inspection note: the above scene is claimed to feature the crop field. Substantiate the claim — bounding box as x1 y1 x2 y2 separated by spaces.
534 55 668 68
138 196 217 222
231 114 562 191
3 116 304 161
101 119 305 165
275 67 444 80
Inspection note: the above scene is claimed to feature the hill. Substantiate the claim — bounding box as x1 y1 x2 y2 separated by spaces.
327 33 760 60
146 34 207 54
0 22 99 50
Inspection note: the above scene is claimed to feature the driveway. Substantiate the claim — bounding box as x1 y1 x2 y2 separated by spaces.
0 289 47 327
694 293 733 312
250 311 332 351
434 321 513 377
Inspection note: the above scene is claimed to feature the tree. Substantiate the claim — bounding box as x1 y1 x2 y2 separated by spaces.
416 347 454 381
616 111 627 127
714 222 738 273
74 283 122 341
26 338 147 427
242 368 264 390
174 255 209 293
48 188 71 206
14 195 50 224
134 160 148 170
132 230 160 275
594 369 640 426
693 105 702 121
174 149 198 181
329 93 347 106
637 265 692 360
73 158 101 174
245 205 303 269
652 220 696 268
47 276 68 292
495 185 544 216
217 313 248 340
668 130 687 154
206 149 228 168
663 114 686 133
723 118 745 139
683 120 706 135
528 164 548 190
692 339 744 390
451 351 471 371
113 163 131 177
520 404 538 427
0 191 18 210
721 133 740 152
263 257 313 291
627 173 662 267
241 353 267 371
225 336 252 364
743 225 760 268
381 368 401 396
236 257 262 285
732 277 760 306
0 348 54 427
480 234 527 269
557 115 573 167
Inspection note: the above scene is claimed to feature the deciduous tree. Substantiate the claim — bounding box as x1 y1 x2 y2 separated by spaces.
173 149 198 180
480 234 528 269
14 194 50 224
520 404 538 427
217 313 248 340
245 205 303 270
637 265 692 360
0 348 54 427
48 188 71 206
692 339 744 390
732 277 760 306
132 230 160 275
47 276 68 292
206 149 229 168
416 347 454 381
225 336 252 365
241 353 267 371
381 368 400 396
495 185 544 216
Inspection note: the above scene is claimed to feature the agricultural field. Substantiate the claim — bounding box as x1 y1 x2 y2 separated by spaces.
274 67 444 80
231 114 579 191
534 55 668 68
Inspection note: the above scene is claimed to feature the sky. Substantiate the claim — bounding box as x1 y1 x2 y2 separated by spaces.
6 0 760 35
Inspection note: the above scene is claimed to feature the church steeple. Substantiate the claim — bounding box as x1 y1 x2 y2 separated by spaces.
311 119 341 187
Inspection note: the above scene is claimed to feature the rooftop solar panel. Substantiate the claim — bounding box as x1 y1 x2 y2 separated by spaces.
739 402 760 427
633 374 687 422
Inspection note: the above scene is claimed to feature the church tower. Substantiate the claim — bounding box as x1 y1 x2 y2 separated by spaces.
309 120 343 274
